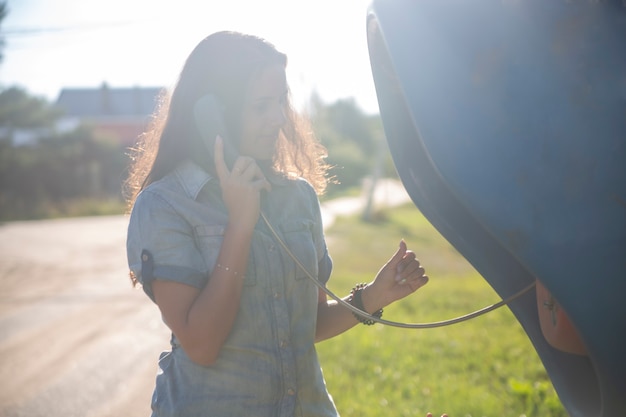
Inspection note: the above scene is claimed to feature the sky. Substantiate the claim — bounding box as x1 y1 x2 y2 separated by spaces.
0 0 381 114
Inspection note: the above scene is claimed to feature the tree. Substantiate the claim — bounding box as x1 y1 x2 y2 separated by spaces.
0 86 62 128
0 86 63 143
0 87 127 220
0 2 7 63
309 95 393 197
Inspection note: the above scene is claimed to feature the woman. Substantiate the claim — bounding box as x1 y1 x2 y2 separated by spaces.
125 31 430 417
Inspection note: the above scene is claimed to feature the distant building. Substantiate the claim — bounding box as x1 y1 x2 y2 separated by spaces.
55 83 165 146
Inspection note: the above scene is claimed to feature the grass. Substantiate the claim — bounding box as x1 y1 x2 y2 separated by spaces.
317 204 567 417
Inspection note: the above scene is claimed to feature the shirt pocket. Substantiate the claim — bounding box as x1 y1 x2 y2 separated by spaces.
194 224 257 286
280 219 318 281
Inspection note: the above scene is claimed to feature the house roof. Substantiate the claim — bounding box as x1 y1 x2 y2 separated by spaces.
56 84 165 119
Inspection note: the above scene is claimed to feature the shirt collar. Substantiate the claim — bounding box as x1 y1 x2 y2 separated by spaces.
174 160 214 200
174 160 290 200
265 170 290 187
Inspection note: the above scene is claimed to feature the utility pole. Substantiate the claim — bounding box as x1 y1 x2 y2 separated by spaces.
362 133 386 222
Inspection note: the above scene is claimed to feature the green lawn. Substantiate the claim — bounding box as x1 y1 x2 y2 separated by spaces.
317 203 567 417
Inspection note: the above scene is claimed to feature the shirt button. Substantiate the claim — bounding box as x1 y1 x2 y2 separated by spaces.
274 292 281 299
279 340 288 348
287 388 295 396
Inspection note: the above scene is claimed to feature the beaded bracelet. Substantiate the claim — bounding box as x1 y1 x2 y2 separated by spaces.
349 283 383 325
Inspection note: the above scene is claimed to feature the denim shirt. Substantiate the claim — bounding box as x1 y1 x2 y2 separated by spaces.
127 161 338 417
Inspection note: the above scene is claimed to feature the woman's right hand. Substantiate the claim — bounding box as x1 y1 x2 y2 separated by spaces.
214 135 271 230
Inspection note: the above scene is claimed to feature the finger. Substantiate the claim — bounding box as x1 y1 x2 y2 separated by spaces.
396 257 428 286
388 240 408 268
407 274 429 290
214 135 230 180
395 252 417 273
237 158 261 180
400 250 417 263
405 259 423 275
395 261 423 283
394 251 418 283
397 269 427 287
252 178 272 193
241 162 272 192
229 156 258 177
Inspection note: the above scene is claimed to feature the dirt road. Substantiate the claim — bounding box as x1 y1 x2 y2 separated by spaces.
0 215 168 417
0 180 410 417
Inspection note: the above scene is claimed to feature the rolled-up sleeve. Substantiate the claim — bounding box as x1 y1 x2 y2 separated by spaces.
127 189 207 302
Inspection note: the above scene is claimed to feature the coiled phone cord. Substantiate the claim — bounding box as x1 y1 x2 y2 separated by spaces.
261 212 536 329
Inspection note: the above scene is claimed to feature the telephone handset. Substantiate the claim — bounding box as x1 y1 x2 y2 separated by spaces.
193 94 239 170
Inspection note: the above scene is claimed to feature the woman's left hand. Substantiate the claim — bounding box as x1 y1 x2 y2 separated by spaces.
363 240 429 311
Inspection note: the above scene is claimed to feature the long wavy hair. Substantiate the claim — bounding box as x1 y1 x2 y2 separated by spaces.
124 31 330 210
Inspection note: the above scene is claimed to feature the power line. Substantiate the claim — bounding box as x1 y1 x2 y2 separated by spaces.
2 19 145 37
